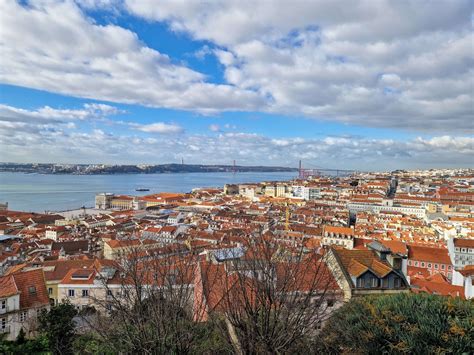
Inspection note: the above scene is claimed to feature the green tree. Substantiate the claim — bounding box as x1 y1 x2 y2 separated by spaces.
39 301 78 355
0 332 49 355
317 293 474 354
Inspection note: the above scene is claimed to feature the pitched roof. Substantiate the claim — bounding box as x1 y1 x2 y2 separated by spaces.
11 269 50 309
379 240 408 255
453 238 474 248
0 274 19 298
324 225 354 236
410 274 464 298
51 240 89 254
333 248 394 279
407 245 451 264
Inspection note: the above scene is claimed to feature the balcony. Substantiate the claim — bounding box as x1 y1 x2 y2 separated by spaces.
0 326 10 334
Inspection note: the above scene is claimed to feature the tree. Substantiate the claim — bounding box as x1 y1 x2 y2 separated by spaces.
87 246 218 354
316 293 474 354
38 301 78 355
198 235 342 354
0 331 49 354
80 233 340 354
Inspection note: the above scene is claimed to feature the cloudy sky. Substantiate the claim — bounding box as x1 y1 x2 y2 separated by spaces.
0 0 472 170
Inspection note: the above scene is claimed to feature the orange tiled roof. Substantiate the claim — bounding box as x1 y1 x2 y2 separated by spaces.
407 245 451 264
333 248 394 278
410 274 464 298
324 225 354 236
453 238 474 248
0 274 19 298
11 269 50 309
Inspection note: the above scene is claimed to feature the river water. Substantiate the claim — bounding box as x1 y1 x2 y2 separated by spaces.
0 171 297 212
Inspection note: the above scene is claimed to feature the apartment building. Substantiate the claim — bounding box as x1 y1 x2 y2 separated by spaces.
0 269 50 341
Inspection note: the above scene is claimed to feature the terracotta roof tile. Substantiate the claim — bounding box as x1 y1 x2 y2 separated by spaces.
334 248 394 278
0 274 18 298
407 245 451 264
11 269 49 309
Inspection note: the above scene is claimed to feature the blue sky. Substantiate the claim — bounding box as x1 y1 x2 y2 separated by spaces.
0 1 472 170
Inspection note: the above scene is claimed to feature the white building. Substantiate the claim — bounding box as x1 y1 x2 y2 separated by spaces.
447 238 474 268
0 269 50 340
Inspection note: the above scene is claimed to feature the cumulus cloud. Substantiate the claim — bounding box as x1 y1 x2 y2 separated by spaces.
1 112 472 169
124 0 473 132
0 0 264 113
209 124 221 132
132 122 184 134
0 103 119 122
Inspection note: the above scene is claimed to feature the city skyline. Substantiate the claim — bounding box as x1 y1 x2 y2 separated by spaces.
0 0 472 169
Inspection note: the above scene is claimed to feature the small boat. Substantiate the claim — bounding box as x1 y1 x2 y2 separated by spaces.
135 188 150 192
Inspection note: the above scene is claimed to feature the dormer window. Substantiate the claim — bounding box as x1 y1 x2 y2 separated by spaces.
29 286 36 295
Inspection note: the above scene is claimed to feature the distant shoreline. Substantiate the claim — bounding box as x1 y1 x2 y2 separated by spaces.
0 163 297 175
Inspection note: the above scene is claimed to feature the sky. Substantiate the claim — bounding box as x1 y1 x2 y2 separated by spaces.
0 0 472 170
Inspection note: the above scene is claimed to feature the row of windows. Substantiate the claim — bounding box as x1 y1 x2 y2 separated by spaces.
1 310 44 326
408 260 452 270
68 289 89 297
455 255 474 261
455 247 473 254
356 277 402 288
67 289 114 297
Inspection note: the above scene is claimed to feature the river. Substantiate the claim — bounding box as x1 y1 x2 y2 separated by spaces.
0 171 297 212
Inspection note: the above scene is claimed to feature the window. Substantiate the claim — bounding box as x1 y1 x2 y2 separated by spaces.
68 289 75 297
448 266 452 270
414 261 419 267
1 300 5 310
382 278 389 288
364 278 371 288
394 277 401 288
371 278 378 287
357 278 363 288
408 261 411 266
441 265 445 270
28 286 36 295
434 264 438 269
19 311 27 322
421 262 425 267
0 318 6 330
48 288 53 295
326 299 335 308
107 290 113 296
427 263 432 268
82 290 89 298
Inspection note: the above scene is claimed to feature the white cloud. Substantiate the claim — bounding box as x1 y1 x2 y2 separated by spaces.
0 101 471 168
132 122 184 134
0 0 471 136
209 124 220 132
0 103 118 125
0 0 264 113
124 0 473 132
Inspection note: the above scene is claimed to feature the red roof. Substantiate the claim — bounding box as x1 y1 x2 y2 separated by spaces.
408 245 451 264
9 269 49 309
453 238 474 248
411 273 464 298
0 274 19 298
